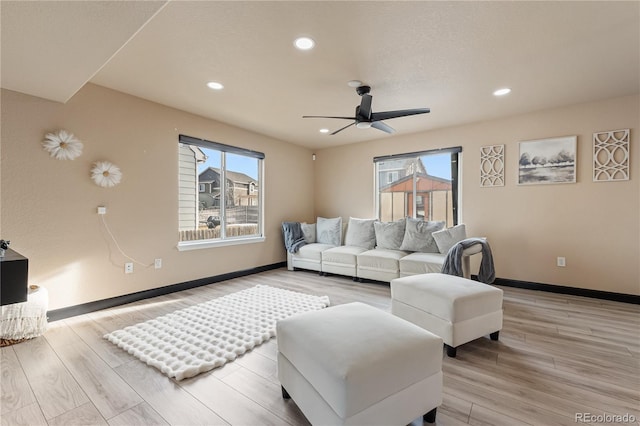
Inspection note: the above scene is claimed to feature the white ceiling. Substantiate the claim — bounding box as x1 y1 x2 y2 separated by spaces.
2 1 638 150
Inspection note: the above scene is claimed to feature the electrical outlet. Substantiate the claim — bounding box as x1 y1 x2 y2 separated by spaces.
154 258 162 269
557 257 566 267
125 262 134 274
97 206 107 215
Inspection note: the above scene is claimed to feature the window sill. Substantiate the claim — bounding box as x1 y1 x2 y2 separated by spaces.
177 236 265 251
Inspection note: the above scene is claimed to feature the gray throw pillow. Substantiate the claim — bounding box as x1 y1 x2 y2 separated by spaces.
301 222 316 243
432 224 467 254
374 219 406 250
344 217 377 249
399 218 445 253
316 217 342 245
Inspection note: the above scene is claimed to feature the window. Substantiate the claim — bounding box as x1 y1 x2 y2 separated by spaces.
178 134 264 250
374 147 461 228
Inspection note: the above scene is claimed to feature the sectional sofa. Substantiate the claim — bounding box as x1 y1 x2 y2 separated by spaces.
286 217 482 282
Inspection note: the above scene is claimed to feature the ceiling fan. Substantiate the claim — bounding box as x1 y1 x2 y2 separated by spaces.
303 85 430 135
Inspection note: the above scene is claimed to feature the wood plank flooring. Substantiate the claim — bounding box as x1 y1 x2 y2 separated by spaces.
1 268 638 425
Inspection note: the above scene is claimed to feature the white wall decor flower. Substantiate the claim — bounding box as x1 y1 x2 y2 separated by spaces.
42 130 83 160
91 161 122 188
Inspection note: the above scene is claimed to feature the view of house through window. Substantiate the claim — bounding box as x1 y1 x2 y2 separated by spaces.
375 148 461 228
178 135 263 244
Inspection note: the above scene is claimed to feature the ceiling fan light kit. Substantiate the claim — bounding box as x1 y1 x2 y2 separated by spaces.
303 84 430 135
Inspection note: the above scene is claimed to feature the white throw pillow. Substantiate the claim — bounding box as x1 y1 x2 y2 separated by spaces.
300 222 316 243
432 224 467 254
316 217 342 245
374 218 406 250
344 217 377 249
399 218 445 253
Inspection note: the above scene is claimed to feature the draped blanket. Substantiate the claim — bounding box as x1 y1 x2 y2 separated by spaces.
442 238 496 284
282 221 307 253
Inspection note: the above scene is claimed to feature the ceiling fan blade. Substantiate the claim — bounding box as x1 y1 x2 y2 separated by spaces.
371 121 395 134
359 94 373 119
331 122 356 135
370 108 430 122
303 115 356 120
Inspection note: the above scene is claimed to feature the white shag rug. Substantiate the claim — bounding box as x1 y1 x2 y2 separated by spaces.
104 285 330 380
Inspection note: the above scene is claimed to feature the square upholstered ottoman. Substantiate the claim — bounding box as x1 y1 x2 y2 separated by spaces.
391 273 503 357
276 302 442 425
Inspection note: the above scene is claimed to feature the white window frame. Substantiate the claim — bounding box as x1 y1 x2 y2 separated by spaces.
177 135 265 251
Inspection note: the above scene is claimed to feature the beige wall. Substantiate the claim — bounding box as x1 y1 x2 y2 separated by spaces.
314 95 639 295
2 86 637 310
1 84 315 310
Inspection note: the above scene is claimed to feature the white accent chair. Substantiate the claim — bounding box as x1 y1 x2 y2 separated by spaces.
277 302 443 425
391 273 503 357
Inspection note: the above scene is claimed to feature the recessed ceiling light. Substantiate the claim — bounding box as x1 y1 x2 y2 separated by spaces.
294 37 315 50
319 128 330 134
207 81 224 90
493 88 511 96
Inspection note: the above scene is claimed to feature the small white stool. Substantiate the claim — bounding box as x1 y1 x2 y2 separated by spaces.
391 273 503 357
277 302 443 425
1 286 48 340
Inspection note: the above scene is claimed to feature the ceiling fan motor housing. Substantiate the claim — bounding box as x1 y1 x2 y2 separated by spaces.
356 85 371 96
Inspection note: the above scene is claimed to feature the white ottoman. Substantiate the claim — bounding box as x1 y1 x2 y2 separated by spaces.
391 273 503 357
277 302 443 425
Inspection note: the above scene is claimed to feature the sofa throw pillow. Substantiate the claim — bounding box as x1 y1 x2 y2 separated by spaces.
432 224 467 254
344 217 377 249
374 219 406 250
399 218 445 253
316 217 342 246
300 223 316 244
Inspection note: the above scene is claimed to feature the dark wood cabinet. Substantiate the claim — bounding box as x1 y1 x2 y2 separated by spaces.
0 248 29 305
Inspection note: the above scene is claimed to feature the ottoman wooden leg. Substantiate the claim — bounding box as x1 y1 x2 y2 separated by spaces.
490 331 500 341
423 407 437 423
281 386 291 399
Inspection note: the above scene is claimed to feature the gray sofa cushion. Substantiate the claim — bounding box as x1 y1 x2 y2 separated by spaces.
432 224 467 254
399 218 445 253
317 217 343 245
344 217 377 249
374 219 406 250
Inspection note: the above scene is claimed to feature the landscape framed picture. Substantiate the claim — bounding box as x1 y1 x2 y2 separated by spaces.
518 136 577 185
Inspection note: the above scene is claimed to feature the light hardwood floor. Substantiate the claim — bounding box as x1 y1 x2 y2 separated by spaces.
1 268 639 426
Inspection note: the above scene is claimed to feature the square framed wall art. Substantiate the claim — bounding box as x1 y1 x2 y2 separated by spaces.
518 136 577 185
